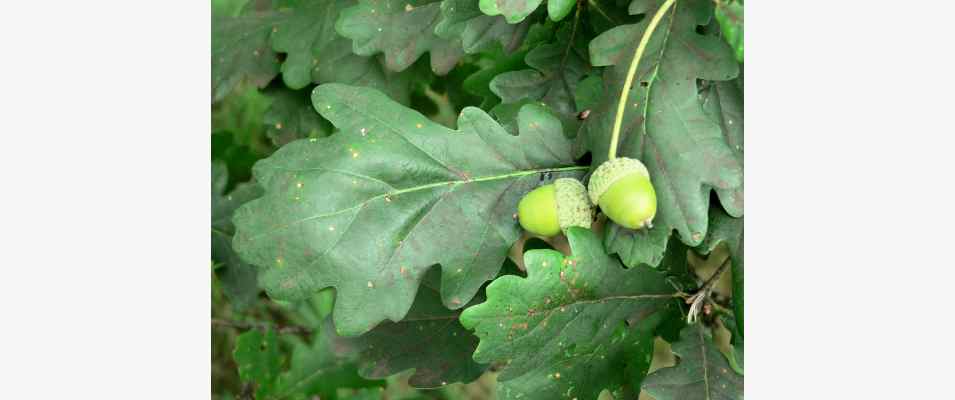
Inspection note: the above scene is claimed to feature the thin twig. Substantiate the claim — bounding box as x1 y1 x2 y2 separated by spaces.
686 256 731 323
699 254 732 293
212 319 312 335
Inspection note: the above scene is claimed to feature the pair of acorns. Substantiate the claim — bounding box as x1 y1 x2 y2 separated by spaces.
518 157 657 237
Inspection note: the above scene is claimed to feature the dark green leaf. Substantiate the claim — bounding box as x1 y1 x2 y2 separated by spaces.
462 50 530 109
270 0 349 89
580 0 741 267
642 324 743 400
700 78 744 217
489 98 559 135
715 0 743 63
719 314 743 375
479 0 543 24
573 75 603 112
336 0 463 74
262 84 333 147
699 206 743 339
277 328 384 400
234 329 282 399
437 0 530 55
213 0 251 17
603 222 670 269
213 161 264 310
212 13 282 102
347 269 486 387
547 0 576 22
460 228 679 398
490 24 591 130
212 86 269 150
233 84 588 336
270 0 422 104
314 39 422 105
212 131 263 189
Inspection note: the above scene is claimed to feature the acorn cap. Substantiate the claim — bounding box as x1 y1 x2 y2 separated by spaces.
587 157 650 204
554 178 593 231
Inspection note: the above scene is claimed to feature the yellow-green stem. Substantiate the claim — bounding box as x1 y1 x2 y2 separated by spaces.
608 0 677 160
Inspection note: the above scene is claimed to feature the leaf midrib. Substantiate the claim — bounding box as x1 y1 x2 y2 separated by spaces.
243 165 588 243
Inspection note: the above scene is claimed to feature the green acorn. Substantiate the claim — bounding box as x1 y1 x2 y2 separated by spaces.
588 157 657 229
517 178 593 237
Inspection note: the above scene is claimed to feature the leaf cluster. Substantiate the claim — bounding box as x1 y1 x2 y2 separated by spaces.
211 0 744 398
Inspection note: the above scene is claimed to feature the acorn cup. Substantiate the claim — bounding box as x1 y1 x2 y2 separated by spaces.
587 157 657 229
517 178 593 237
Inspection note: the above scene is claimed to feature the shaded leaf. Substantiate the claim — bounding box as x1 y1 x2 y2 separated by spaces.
234 329 282 399
628 0 655 15
460 228 680 399
212 86 272 154
262 84 333 147
463 50 530 109
233 84 588 336
547 0 576 22
700 78 744 217
489 98 551 134
437 0 531 55
212 130 263 190
336 0 463 74
213 161 264 310
479 0 543 24
347 269 486 387
212 13 282 102
642 323 743 400
579 0 741 268
699 206 743 339
277 328 384 400
490 24 591 129
719 314 743 375
270 0 349 89
314 39 422 105
715 0 743 63
271 0 422 104
573 75 603 112
655 235 696 292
